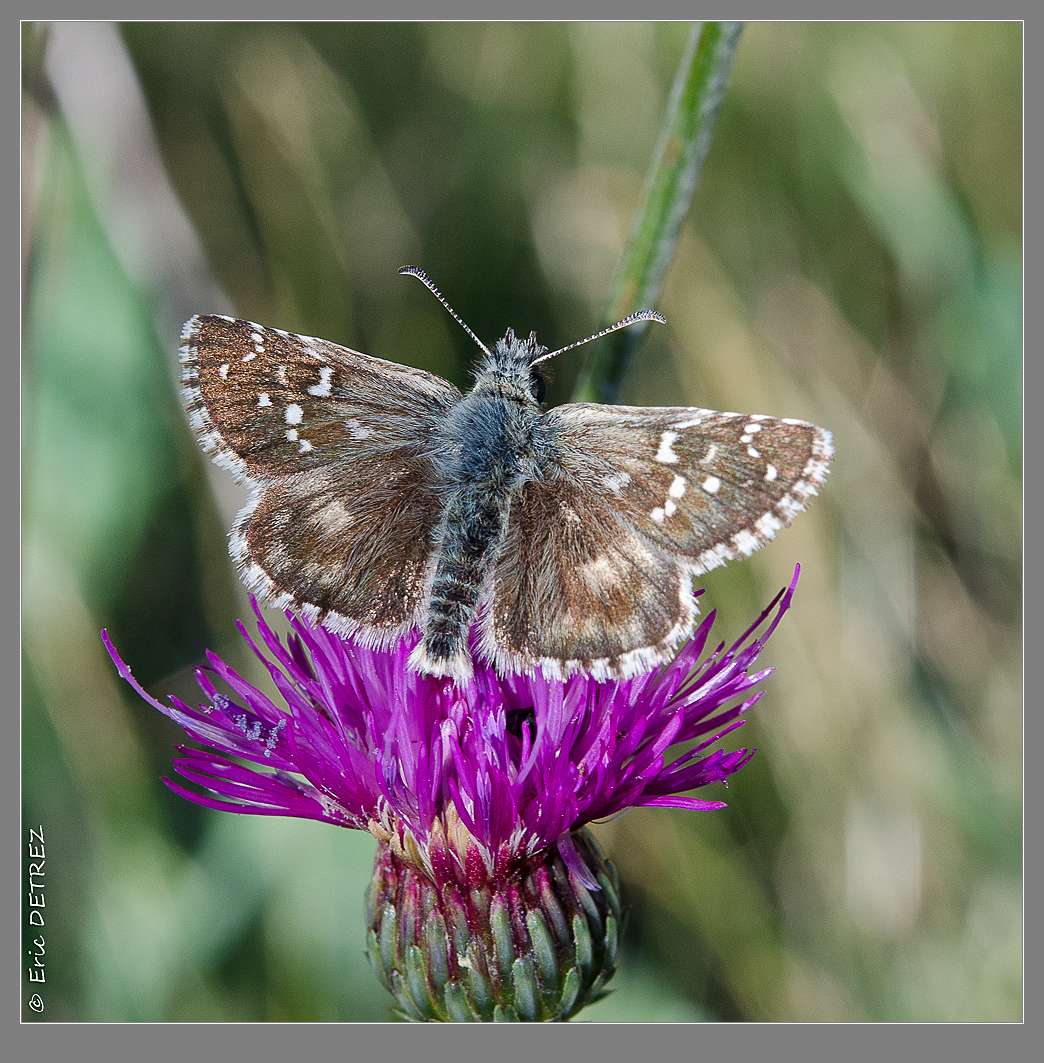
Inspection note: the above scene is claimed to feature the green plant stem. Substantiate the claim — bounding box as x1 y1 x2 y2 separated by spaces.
572 21 744 404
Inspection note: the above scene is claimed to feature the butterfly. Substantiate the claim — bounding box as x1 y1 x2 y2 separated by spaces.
179 266 832 683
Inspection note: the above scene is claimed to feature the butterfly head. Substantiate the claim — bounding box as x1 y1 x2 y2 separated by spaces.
398 264 666 406
479 327 550 404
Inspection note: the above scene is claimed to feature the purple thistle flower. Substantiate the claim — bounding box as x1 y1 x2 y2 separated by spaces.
103 564 799 1021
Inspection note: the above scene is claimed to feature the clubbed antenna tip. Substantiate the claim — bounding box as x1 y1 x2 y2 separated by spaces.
398 265 491 357
531 308 667 365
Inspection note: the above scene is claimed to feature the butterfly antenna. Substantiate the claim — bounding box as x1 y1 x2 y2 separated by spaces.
530 308 667 365
398 265 491 358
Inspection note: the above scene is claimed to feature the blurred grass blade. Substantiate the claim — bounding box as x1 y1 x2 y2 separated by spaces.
572 21 744 403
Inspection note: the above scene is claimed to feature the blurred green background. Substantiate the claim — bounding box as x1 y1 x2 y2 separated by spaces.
22 21 1021 1021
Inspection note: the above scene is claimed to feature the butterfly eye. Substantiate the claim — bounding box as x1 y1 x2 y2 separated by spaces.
529 365 547 404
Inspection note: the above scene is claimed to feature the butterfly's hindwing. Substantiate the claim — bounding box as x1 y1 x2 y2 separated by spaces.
483 474 695 679
180 315 458 640
234 465 442 639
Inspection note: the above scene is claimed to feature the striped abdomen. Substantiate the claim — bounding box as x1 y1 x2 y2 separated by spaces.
414 485 510 679
409 389 534 680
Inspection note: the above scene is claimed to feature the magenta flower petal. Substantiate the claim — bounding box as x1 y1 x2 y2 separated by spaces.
103 566 799 873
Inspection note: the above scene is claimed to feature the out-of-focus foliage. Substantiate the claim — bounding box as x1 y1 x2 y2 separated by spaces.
22 22 1020 1021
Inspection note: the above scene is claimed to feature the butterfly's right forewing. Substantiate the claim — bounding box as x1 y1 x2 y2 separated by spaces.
485 401 832 678
544 403 833 573
180 315 461 641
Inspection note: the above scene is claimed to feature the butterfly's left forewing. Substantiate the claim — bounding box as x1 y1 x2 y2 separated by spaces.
180 314 460 480
180 314 461 642
485 402 832 678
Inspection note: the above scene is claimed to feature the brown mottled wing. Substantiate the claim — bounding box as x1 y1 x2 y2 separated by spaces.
179 314 461 639
482 473 697 679
485 403 832 678
179 314 459 480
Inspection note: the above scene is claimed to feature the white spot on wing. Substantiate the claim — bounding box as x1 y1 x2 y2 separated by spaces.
651 506 666 524
701 475 721 494
285 429 299 442
699 444 718 465
258 393 272 407
668 475 687 499
581 555 619 590
346 419 372 440
765 463 778 481
285 403 303 425
298 439 313 453
308 366 334 397
655 430 680 464
219 363 230 379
